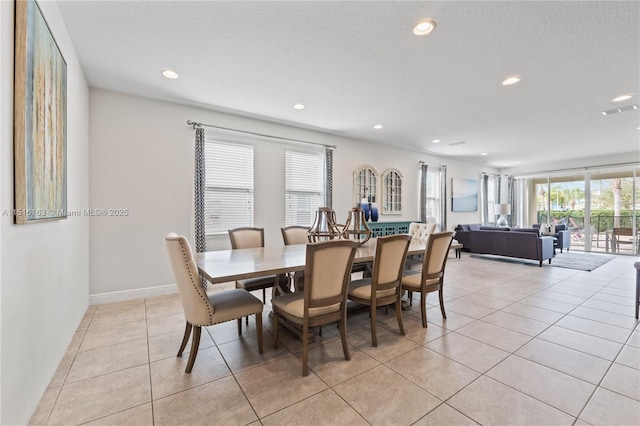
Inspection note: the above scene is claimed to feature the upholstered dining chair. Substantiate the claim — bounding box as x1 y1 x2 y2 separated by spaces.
401 231 454 328
228 227 279 302
281 226 309 291
165 233 264 373
404 222 437 271
272 239 358 376
348 234 411 346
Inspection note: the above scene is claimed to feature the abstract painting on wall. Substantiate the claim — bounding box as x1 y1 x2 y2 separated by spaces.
14 0 67 224
451 178 478 212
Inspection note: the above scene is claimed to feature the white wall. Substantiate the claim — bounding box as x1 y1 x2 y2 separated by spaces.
0 1 90 424
89 88 495 298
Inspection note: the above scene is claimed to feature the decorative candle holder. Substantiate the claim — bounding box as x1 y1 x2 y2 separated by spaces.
341 207 372 245
308 207 342 242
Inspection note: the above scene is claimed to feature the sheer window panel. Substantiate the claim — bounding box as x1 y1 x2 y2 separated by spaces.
205 140 254 234
286 150 324 226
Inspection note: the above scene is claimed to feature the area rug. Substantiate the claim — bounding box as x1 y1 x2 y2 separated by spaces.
470 252 614 271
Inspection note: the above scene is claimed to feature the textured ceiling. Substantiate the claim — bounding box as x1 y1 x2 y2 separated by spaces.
57 1 640 170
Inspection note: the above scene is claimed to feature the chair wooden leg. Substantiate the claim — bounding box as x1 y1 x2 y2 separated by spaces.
273 312 280 349
177 322 192 357
302 323 309 376
439 289 447 319
340 315 351 361
408 290 413 306
420 291 428 328
396 298 405 335
256 312 263 354
246 316 249 325
371 305 378 347
262 288 266 303
237 318 242 335
318 325 322 336
185 326 201 373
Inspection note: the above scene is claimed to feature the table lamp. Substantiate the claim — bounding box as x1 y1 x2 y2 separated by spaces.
495 204 511 227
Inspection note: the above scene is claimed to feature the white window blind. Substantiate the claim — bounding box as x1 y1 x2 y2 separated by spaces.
426 169 441 225
205 140 254 234
285 149 324 226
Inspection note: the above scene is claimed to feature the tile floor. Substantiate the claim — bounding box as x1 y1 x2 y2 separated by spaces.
31 253 640 425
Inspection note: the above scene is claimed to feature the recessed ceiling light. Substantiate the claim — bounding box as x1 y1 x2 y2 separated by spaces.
293 103 305 110
480 152 488 156
373 124 383 130
413 19 436 36
612 95 632 102
502 76 521 86
515 161 521 164
432 139 441 144
161 69 179 79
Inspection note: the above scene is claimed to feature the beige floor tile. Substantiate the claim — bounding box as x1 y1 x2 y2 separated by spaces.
570 306 639 329
218 331 291 372
79 319 147 352
481 311 549 336
457 293 516 310
206 316 261 344
145 292 183 319
591 292 636 307
426 332 509 373
234 354 328 418
153 376 258 426
76 306 97 331
398 316 449 345
600 363 640 401
519 295 577 313
533 290 587 305
387 347 479 400
615 345 640 370
627 330 640 348
150 346 231 399
89 302 147 329
515 338 610 385
582 299 637 317
421 308 476 330
350 327 419 363
47 365 150 425
146 312 186 337
448 376 574 425
547 284 598 298
455 321 532 352
65 330 86 354
579 387 640 426
487 355 596 416
271 321 340 353
598 286 636 298
334 365 441 425
304 339 379 386
500 302 565 324
538 326 623 361
261 389 368 426
413 403 479 426
556 315 633 344
442 299 497 319
478 287 529 302
83 403 153 425
48 352 74 388
29 386 60 425
148 327 215 362
67 338 148 383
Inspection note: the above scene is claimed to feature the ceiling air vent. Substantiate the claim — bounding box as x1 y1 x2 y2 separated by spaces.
448 141 466 146
602 105 638 115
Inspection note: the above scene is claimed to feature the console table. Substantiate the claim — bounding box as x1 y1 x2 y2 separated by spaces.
366 221 413 237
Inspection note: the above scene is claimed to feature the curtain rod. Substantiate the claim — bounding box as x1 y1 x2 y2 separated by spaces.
513 161 640 178
187 120 337 149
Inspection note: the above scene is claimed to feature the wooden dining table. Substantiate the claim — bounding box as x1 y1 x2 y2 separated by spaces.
195 237 429 286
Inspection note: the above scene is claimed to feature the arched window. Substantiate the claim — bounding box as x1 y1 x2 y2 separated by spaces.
382 168 402 214
353 165 378 206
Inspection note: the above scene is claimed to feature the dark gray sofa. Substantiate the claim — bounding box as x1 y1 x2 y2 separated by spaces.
454 225 554 267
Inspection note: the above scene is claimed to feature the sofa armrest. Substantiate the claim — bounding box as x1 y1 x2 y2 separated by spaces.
539 236 554 262
556 230 571 250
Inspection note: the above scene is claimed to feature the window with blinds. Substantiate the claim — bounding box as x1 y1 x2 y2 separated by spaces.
285 149 324 226
205 140 254 234
425 169 441 222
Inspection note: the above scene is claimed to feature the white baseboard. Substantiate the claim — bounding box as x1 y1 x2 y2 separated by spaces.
89 283 177 305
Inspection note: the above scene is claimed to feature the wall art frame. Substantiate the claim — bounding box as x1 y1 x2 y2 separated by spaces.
14 0 67 224
451 178 478 212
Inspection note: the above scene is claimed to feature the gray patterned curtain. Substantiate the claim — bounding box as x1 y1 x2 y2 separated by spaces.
194 127 207 253
480 173 490 225
324 147 333 208
440 166 447 231
419 163 428 223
